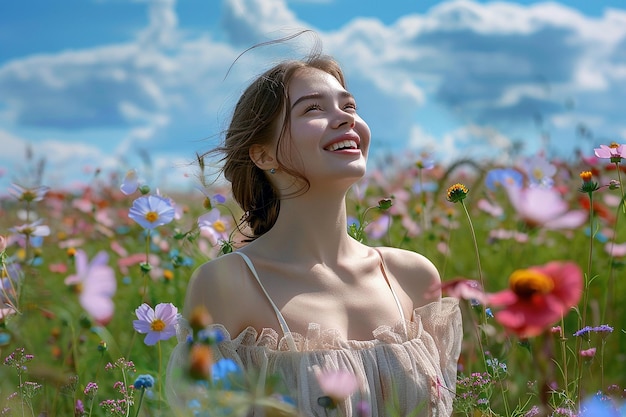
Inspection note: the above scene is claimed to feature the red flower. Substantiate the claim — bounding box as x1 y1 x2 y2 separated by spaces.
488 262 583 338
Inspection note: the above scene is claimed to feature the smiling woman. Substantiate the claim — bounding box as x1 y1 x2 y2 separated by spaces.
167 34 462 417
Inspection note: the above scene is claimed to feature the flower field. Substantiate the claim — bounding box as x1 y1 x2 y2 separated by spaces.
1 144 626 416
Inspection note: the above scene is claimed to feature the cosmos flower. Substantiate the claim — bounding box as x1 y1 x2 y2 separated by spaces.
315 369 359 403
438 279 488 305
484 168 523 191
120 169 140 195
364 215 391 240
64 250 117 325
594 142 626 163
128 195 176 230
503 184 587 230
522 155 556 187
9 219 51 237
8 183 50 202
488 261 583 338
132 303 178 345
198 208 231 245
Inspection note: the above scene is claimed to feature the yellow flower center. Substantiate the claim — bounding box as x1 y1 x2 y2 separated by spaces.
532 167 544 181
151 319 166 332
74 283 83 294
22 190 37 202
145 211 159 223
609 142 619 149
213 220 227 233
509 269 554 299
579 171 593 182
163 270 174 281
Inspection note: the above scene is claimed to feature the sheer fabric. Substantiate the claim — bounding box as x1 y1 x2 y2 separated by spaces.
167 251 462 416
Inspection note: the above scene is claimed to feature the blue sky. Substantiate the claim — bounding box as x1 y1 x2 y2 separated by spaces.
1 0 625 192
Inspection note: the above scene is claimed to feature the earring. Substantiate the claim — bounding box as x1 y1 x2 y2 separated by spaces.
269 168 276 174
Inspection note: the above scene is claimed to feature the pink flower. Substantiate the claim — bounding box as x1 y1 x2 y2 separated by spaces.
604 242 626 257
438 279 488 305
365 215 391 240
132 303 178 345
315 369 359 402
64 250 117 325
580 347 597 357
504 185 587 230
594 143 626 162
117 253 160 275
488 262 583 338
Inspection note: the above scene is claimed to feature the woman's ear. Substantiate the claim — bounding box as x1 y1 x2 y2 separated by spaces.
249 144 277 171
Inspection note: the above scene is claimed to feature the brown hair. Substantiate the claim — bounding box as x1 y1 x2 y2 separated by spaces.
206 54 347 239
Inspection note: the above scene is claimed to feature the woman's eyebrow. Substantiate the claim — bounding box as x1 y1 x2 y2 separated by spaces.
291 91 354 110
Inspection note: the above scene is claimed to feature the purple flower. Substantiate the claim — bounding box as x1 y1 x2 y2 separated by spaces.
128 195 175 230
64 250 117 325
132 303 178 345
198 208 230 245
120 169 140 195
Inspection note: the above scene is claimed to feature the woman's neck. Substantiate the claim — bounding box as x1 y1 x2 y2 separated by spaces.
247 187 358 264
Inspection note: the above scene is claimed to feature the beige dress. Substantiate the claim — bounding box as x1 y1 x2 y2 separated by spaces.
167 251 463 417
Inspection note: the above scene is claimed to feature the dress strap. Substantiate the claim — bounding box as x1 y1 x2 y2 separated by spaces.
373 248 409 337
233 251 298 351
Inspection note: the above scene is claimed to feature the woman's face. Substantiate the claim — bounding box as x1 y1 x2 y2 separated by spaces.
279 67 371 187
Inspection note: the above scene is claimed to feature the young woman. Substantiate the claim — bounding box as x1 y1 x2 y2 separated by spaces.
168 52 462 416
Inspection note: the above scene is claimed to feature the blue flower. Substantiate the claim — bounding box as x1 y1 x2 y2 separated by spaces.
197 328 225 344
133 374 155 389
211 358 242 389
485 168 523 191
128 195 176 230
579 393 622 417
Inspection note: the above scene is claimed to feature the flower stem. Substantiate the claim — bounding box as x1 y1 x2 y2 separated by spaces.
158 340 163 412
460 200 487 325
616 162 626 214
134 388 146 417
575 191 594 403
558 318 569 399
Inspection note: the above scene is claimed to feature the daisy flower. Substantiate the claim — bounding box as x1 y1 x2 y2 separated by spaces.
128 195 175 230
132 303 178 345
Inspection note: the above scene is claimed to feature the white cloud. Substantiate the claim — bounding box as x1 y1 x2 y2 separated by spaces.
1 0 626 191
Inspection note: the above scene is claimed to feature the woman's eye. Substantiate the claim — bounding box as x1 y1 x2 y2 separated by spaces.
304 104 322 112
344 102 357 111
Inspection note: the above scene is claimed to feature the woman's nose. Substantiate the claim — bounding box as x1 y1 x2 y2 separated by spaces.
333 109 355 129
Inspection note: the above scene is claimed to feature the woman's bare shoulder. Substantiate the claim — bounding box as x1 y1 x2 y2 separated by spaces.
374 246 441 305
183 252 251 319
